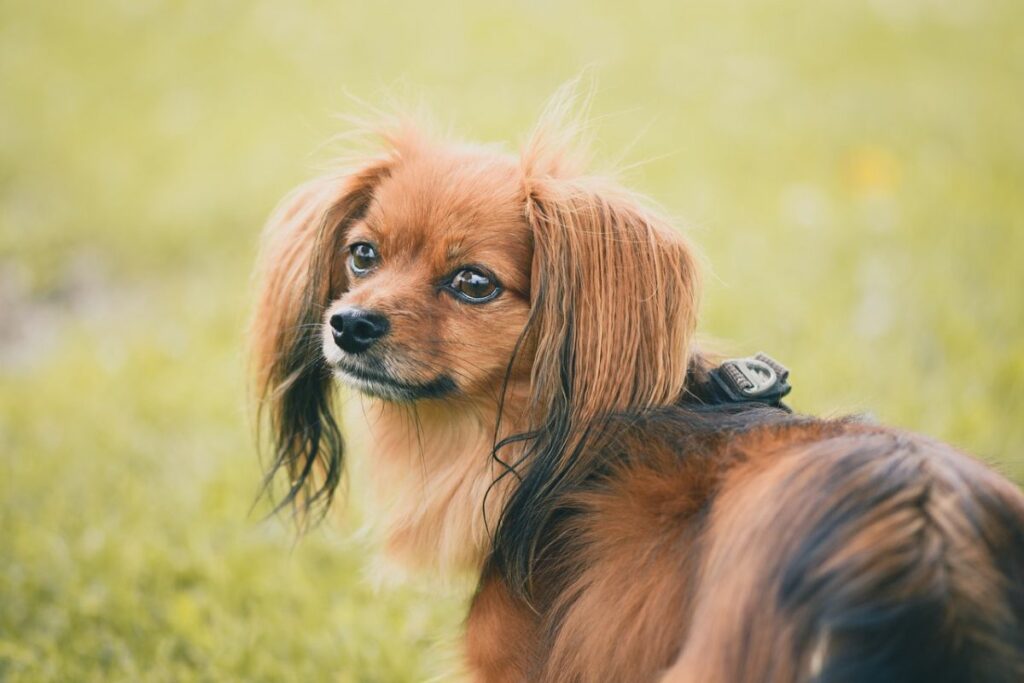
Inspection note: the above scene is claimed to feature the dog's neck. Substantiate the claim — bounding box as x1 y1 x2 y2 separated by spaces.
358 384 530 575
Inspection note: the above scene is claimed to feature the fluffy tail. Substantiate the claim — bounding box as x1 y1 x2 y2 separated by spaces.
664 432 1024 683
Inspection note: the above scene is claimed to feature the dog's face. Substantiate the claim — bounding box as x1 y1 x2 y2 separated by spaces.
319 150 533 402
253 123 701 516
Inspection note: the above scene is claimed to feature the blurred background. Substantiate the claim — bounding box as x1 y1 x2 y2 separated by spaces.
1 0 1022 680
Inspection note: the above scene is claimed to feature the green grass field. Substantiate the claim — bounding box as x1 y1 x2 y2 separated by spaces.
2 1 1022 680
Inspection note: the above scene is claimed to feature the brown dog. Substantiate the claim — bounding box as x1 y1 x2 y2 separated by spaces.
251 113 1024 682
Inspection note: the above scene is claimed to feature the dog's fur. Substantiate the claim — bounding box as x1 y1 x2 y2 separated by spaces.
252 114 1024 682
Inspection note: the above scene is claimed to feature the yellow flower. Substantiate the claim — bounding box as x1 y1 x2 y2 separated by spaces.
843 145 902 196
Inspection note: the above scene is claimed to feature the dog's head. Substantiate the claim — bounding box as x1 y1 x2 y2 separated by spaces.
317 138 534 403
252 119 701 566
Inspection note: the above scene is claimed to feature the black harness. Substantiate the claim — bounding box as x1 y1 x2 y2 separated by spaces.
695 353 793 411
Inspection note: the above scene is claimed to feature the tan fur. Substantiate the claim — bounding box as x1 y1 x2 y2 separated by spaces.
479 417 867 682
363 395 523 573
252 111 1024 682
661 431 1024 683
255 121 700 572
466 573 541 682
317 138 535 570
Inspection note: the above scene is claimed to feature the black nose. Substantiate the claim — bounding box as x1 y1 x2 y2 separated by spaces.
329 309 390 354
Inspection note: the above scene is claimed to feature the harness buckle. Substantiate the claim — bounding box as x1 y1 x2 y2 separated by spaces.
710 353 792 406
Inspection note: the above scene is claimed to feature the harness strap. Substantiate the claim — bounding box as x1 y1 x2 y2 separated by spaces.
699 353 793 411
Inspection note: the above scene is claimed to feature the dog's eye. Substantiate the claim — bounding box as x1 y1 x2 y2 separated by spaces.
348 243 378 275
449 268 500 303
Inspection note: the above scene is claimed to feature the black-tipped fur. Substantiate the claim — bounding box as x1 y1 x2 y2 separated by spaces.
255 161 392 522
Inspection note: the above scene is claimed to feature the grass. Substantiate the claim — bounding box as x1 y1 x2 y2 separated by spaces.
1 0 1022 680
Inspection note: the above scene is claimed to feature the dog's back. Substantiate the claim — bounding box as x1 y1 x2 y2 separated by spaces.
666 430 1024 683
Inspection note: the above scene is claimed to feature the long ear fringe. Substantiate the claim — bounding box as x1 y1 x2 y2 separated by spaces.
492 108 701 595
250 153 397 528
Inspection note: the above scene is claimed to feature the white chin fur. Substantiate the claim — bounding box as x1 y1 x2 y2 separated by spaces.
334 368 418 402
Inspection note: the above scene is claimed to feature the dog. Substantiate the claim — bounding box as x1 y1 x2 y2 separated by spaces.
251 112 1024 682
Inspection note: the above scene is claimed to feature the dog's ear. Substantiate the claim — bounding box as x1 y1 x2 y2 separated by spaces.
494 162 701 593
524 176 699 420
251 157 393 522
